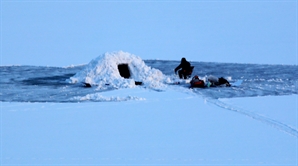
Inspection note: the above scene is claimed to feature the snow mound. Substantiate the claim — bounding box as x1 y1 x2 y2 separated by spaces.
69 51 169 89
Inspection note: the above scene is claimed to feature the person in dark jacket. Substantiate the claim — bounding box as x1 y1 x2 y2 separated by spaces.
174 57 193 79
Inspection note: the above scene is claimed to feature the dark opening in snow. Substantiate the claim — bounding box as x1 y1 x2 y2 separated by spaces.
118 64 131 79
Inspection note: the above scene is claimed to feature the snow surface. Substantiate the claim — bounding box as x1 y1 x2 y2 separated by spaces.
1 51 297 165
1 87 297 165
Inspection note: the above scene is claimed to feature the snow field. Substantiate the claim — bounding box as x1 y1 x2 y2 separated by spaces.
1 87 297 165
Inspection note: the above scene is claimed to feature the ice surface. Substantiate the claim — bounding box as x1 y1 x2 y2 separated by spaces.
1 56 297 102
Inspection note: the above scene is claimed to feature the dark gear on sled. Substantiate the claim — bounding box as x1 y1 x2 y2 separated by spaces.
190 75 205 88
207 75 231 87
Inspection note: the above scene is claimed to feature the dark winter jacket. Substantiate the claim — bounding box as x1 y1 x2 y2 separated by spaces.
174 58 191 73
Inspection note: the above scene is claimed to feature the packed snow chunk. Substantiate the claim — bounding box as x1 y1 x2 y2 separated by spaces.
69 51 167 89
72 93 146 102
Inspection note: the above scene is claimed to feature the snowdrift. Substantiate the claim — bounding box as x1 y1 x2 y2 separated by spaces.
69 51 170 89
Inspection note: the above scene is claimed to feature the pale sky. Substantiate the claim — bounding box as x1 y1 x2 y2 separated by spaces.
1 0 297 66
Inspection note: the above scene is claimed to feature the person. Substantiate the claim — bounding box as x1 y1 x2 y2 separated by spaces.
190 75 205 88
174 57 194 79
